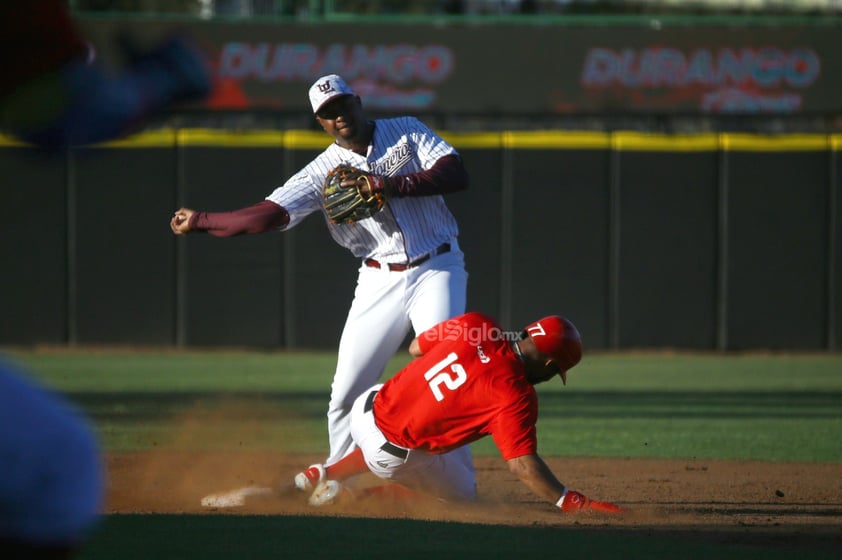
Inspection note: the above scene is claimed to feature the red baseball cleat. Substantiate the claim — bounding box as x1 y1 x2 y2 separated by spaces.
293 464 325 492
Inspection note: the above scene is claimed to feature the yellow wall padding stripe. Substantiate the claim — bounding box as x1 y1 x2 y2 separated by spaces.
721 134 829 151
612 132 720 151
175 129 284 147
175 129 328 149
282 130 333 149
0 129 179 148
0 133 28 147
2 129 841 151
505 131 611 149
97 129 177 147
440 132 505 149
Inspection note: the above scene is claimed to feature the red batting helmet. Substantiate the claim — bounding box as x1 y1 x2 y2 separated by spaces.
523 316 582 385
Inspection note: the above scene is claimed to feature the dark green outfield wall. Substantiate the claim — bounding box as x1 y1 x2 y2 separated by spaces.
1 131 839 351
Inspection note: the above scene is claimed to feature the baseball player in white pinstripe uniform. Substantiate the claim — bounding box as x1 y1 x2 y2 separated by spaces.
170 74 474 491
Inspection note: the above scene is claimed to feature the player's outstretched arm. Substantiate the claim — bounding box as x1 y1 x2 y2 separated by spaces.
169 201 289 237
506 454 624 514
507 453 567 505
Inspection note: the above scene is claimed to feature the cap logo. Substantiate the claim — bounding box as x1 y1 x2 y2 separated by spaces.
526 323 546 338
317 81 334 94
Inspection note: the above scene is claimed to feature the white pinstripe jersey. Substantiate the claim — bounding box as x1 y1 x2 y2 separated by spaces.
265 117 460 262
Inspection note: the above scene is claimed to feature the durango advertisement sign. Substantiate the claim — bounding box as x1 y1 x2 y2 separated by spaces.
79 19 842 115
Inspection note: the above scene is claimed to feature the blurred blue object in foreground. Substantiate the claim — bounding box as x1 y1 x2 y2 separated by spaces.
0 1 211 151
0 358 104 558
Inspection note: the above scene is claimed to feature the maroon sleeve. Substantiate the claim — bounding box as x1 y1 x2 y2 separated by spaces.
188 200 289 237
370 154 469 198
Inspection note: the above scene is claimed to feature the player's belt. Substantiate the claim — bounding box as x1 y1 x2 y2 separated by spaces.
364 242 451 272
364 389 377 413
363 390 409 460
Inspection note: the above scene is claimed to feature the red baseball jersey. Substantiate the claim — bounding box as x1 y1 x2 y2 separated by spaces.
373 312 539 461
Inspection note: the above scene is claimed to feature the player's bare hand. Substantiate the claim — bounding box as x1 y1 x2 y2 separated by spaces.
171 208 195 235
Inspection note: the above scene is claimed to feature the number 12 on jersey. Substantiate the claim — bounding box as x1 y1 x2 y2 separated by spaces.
424 352 467 402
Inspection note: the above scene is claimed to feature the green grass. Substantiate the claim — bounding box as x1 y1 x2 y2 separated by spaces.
4 349 841 461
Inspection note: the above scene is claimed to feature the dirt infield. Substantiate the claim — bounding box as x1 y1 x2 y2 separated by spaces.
106 451 842 553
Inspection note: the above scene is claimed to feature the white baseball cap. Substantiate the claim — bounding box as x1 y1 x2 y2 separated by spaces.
308 74 355 114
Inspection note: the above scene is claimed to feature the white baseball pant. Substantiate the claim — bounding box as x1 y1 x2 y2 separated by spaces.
325 240 471 475
349 385 478 501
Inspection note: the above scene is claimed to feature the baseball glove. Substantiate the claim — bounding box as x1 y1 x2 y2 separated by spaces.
322 164 385 224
